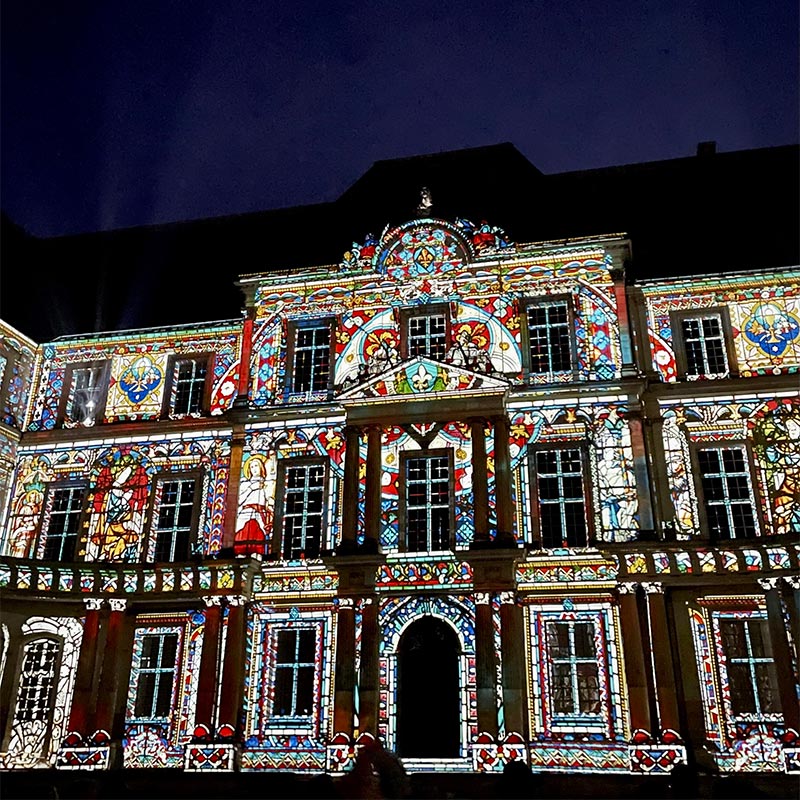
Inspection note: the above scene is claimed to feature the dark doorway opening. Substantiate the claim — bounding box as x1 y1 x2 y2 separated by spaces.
396 615 461 758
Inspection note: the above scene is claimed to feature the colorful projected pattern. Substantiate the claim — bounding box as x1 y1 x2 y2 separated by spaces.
4 435 230 561
242 606 333 768
689 602 786 773
123 611 204 768
527 602 625 743
1 616 82 769
28 324 240 431
660 394 800 539
509 403 639 542
378 595 476 754
644 279 800 382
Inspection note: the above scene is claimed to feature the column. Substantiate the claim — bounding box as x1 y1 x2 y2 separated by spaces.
784 575 800 662
340 426 361 551
643 582 681 736
68 598 104 735
195 597 223 731
363 426 382 550
222 423 247 552
218 596 248 733
493 415 515 543
609 266 636 375
333 598 356 736
470 418 490 545
626 408 655 533
474 592 498 736
358 597 380 735
93 599 127 736
618 583 652 736
759 578 800 734
235 306 255 403
499 591 528 736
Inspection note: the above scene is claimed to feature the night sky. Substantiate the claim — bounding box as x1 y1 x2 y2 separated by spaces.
2 0 798 239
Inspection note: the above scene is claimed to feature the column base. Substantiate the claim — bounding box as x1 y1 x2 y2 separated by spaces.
471 732 527 772
183 742 238 772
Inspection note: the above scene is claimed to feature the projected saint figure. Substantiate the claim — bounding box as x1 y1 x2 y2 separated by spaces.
234 454 273 555
90 459 149 561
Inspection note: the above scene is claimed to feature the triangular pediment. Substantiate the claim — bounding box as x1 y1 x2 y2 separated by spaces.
337 356 509 403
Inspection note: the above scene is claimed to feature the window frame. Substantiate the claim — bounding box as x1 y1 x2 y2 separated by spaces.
544 618 603 721
519 295 577 381
36 482 88 562
161 353 213 419
691 441 761 541
57 360 110 428
273 456 328 560
130 629 182 722
285 318 336 400
145 472 203 563
528 443 593 549
4 635 63 754
270 626 318 720
399 447 455 553
716 613 781 719
671 307 737 380
398 303 451 361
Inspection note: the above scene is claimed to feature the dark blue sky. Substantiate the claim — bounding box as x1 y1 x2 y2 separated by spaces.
2 0 797 238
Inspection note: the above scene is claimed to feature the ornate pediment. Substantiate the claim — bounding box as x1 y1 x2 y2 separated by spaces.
337 356 509 403
341 217 514 279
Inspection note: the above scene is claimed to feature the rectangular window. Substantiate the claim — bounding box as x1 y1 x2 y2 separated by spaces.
403 305 449 360
278 460 326 559
672 309 734 379
13 638 60 725
719 617 779 716
62 362 108 426
166 356 209 416
403 453 452 552
524 299 573 376
697 446 758 539
531 448 588 548
149 478 198 562
288 321 333 396
40 485 85 561
133 633 179 719
273 628 315 717
546 620 601 717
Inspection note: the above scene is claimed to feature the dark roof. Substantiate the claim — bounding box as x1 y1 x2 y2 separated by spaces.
2 142 798 343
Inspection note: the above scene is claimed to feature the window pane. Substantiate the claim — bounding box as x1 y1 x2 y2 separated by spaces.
405 456 451 551
526 302 572 375
292 325 330 394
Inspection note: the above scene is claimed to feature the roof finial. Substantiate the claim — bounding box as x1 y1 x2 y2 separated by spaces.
416 186 433 218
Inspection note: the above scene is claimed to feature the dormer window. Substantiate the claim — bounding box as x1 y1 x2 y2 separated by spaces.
164 354 211 417
60 361 109 427
286 319 334 399
401 304 449 361
521 298 575 380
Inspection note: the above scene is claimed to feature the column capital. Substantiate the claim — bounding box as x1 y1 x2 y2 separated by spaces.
474 592 491 605
497 590 516 605
225 594 247 606
108 598 127 612
617 582 638 594
84 598 104 611
783 575 800 590
336 597 355 610
642 581 664 594
203 595 224 607
757 577 782 592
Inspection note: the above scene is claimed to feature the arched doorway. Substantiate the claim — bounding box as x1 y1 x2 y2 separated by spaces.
396 615 461 758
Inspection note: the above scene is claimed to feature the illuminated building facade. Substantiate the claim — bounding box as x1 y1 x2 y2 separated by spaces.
0 175 799 781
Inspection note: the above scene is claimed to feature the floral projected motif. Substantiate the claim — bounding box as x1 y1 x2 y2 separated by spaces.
118 355 164 404
742 302 800 357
